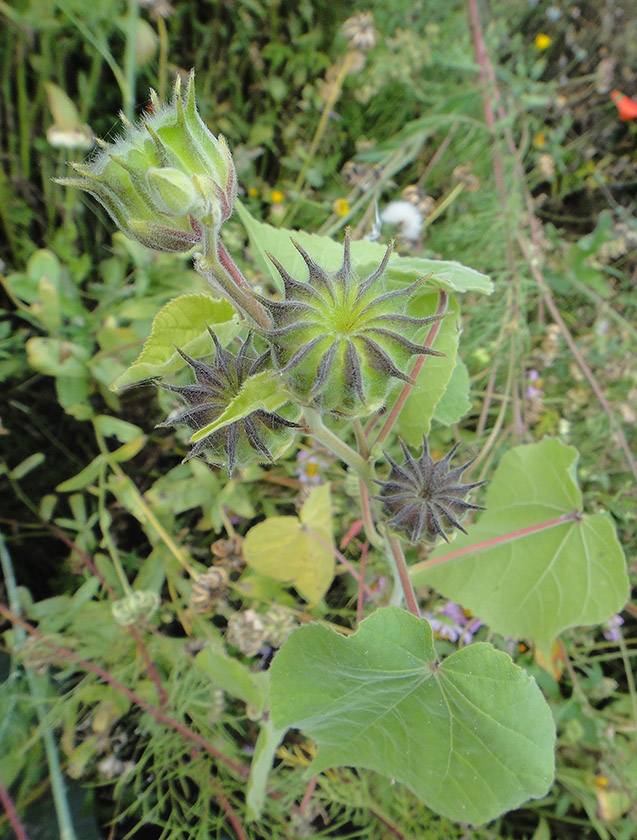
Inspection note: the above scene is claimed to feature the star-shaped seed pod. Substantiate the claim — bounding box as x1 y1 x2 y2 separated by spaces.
255 228 445 418
374 436 486 543
161 330 299 473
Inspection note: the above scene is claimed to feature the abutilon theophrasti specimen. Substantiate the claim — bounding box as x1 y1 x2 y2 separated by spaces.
374 436 486 543
254 229 445 418
161 330 299 473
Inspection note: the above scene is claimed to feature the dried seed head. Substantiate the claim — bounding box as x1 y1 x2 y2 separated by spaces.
211 535 246 573
226 609 268 657
259 228 445 418
161 330 300 473
190 567 229 613
374 436 486 544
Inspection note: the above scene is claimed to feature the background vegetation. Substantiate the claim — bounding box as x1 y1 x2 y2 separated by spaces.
0 0 635 838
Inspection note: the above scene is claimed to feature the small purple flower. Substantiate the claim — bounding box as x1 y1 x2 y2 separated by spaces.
602 614 624 642
526 369 543 399
425 601 483 646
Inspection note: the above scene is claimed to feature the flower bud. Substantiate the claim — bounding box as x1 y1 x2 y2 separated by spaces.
55 71 236 253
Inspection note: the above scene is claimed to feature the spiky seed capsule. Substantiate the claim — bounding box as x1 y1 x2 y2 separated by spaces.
374 436 486 544
190 567 229 613
55 71 236 253
257 228 445 418
160 330 299 473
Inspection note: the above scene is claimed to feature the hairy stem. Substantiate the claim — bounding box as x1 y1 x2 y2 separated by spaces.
196 227 272 329
304 408 374 490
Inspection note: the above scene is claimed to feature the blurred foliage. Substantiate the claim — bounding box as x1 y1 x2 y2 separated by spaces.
1 0 636 838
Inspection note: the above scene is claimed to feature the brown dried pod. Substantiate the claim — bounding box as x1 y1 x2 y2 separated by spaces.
189 567 229 614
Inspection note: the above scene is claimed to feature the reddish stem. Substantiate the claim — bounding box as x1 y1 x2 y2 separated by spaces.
304 526 380 604
387 534 420 618
299 775 318 815
356 541 370 625
0 604 249 780
373 290 449 449
411 510 582 574
517 234 637 482
0 779 29 840
189 748 248 840
46 524 169 706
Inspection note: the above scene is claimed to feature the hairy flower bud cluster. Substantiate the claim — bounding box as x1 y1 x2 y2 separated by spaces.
161 331 299 473
56 71 236 253
375 437 485 543
256 229 445 418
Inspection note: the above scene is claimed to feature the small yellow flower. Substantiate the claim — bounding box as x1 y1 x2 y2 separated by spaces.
271 189 284 204
533 131 546 148
535 33 552 51
332 198 350 217
595 776 609 788
247 187 259 197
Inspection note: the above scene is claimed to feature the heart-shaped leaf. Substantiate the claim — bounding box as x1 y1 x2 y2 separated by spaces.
270 607 555 824
243 484 335 603
410 438 629 644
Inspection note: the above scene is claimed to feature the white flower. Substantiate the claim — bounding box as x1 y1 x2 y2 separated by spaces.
380 200 423 241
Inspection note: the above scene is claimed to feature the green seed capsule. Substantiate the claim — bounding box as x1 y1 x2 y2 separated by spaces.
257 228 446 418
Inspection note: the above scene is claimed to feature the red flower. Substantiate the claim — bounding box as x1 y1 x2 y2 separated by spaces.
611 90 637 121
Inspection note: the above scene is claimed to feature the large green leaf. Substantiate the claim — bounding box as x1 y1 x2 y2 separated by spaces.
411 439 629 644
242 484 335 603
391 294 460 445
270 607 555 824
433 357 472 426
111 293 239 390
235 200 493 295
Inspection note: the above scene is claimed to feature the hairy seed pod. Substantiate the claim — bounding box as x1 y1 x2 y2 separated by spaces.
160 330 300 473
190 567 229 613
55 71 236 253
256 228 445 418
374 436 486 544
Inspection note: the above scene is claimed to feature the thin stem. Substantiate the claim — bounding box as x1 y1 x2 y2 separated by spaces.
356 542 369 625
123 0 139 121
373 290 449 449
304 408 374 490
108 464 198 578
156 15 169 103
293 51 354 196
304 526 380 603
410 510 582 576
196 229 271 329
517 233 637 482
0 604 250 781
358 479 383 549
385 533 420 618
0 531 78 840
420 183 464 234
352 418 370 460
0 780 29 840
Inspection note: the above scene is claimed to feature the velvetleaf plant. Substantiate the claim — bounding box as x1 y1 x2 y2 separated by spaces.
57 71 628 826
